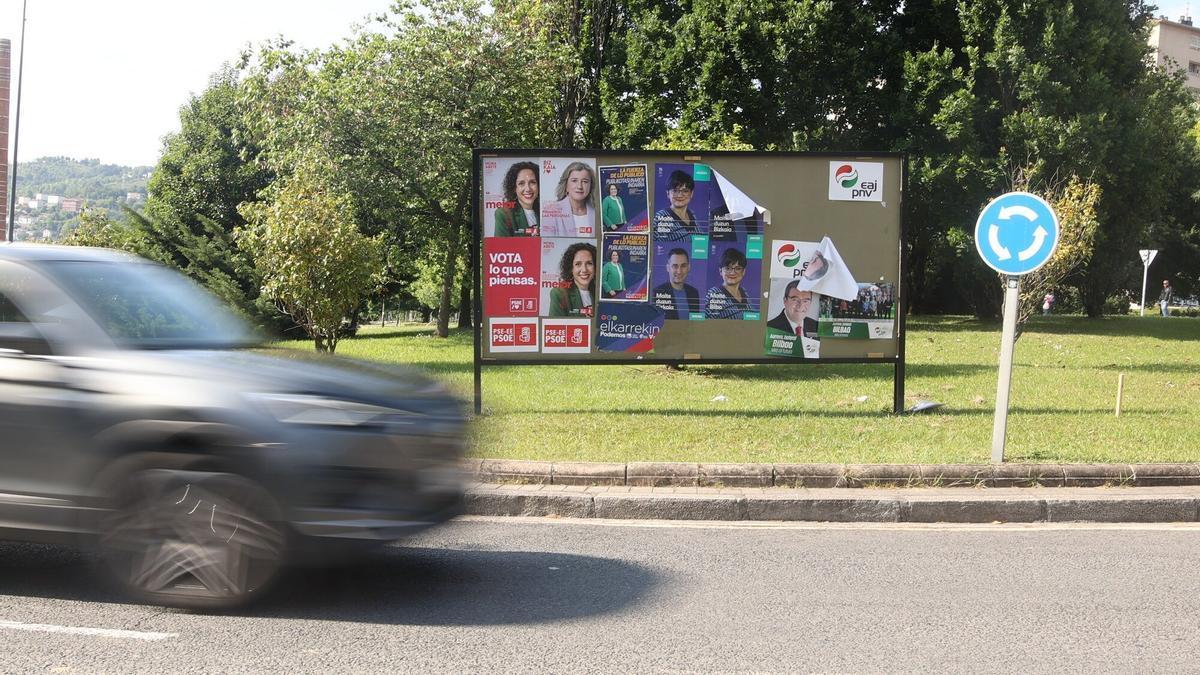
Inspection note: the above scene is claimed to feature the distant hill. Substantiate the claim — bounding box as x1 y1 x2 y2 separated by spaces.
11 157 153 240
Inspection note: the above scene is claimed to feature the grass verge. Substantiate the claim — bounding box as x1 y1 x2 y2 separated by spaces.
305 315 1200 465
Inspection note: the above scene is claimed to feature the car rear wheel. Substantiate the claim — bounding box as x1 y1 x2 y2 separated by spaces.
99 469 286 609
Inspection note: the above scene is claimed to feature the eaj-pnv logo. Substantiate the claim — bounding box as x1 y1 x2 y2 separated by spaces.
828 161 884 202
834 164 858 188
776 243 802 267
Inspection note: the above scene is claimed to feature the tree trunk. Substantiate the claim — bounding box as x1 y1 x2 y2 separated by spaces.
457 268 472 329
435 218 463 338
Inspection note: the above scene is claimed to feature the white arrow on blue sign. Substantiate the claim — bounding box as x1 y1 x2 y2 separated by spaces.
973 191 1060 276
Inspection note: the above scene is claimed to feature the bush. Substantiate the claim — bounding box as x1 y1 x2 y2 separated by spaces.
1103 293 1132 315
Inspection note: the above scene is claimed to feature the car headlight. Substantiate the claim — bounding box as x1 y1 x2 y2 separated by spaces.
249 393 422 427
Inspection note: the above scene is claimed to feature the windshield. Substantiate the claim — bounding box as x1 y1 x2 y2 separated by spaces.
43 260 257 349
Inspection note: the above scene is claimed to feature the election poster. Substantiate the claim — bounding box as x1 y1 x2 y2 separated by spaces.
763 277 821 358
828 161 884 202
652 163 712 242
597 302 664 353
703 238 762 320
483 156 541 237
540 157 599 238
709 169 768 241
819 282 897 339
483 237 540 317
599 164 649 233
541 318 592 354
488 317 540 353
651 238 706 320
540 238 597 318
769 236 859 300
764 238 858 357
600 233 649 302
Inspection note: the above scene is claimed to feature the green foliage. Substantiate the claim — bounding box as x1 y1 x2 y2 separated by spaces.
238 156 385 353
1103 294 1133 315
239 0 571 337
140 66 278 331
1016 175 1101 329
610 0 900 151
136 0 1200 325
59 207 167 262
147 65 272 232
896 2 1200 317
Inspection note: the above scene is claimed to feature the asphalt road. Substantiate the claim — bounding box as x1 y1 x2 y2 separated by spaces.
2 518 1200 673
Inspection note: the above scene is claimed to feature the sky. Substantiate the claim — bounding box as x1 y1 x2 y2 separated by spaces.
1 0 395 167
1158 1 1198 21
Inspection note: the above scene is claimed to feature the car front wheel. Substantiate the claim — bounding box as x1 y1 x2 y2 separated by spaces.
99 469 286 609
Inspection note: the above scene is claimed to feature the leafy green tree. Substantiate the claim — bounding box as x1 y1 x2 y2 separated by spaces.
141 65 277 328
59 207 168 262
610 0 900 151
1015 174 1101 328
241 0 570 337
893 1 1200 316
237 156 384 353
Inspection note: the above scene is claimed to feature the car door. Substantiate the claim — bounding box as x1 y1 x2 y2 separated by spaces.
0 262 102 535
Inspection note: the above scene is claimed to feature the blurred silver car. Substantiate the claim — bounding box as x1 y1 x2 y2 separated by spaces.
0 245 465 608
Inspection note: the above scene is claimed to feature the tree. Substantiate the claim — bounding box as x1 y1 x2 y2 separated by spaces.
59 207 168 262
1014 174 1101 330
892 1 1200 317
141 65 278 329
240 0 571 338
610 0 900 151
237 156 384 353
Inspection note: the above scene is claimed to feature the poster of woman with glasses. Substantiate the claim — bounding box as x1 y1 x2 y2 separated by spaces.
704 242 761 320
652 163 712 241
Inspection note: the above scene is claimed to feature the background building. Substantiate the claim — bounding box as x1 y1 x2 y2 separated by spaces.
1149 15 1200 96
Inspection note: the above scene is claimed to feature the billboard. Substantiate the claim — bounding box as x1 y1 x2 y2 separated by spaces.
476 151 904 366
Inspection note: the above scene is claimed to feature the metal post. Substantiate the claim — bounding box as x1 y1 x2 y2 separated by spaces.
1140 263 1149 317
991 275 1020 463
7 0 28 243
470 152 483 416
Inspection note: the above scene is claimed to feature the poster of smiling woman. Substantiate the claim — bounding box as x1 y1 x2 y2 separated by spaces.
540 238 597 318
541 158 599 238
483 156 541 237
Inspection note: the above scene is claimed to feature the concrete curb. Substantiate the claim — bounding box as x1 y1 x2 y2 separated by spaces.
464 483 1200 524
464 460 1200 489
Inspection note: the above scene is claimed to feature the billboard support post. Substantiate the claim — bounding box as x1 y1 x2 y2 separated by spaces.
471 151 483 415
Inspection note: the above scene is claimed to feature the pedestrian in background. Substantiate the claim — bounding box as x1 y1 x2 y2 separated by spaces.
1042 291 1054 315
1159 279 1174 317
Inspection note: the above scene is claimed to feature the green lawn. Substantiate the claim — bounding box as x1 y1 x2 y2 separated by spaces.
314 315 1200 465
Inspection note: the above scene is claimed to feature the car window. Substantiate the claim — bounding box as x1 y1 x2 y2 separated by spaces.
42 261 256 349
0 290 53 355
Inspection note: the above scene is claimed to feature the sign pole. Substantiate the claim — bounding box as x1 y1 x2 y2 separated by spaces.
991 275 1020 463
1140 263 1149 317
1137 250 1157 317
976 191 1058 464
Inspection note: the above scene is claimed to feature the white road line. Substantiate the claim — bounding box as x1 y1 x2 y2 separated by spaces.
458 515 1200 532
0 620 177 641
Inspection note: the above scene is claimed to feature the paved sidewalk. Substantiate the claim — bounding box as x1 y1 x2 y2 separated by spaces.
465 483 1200 523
